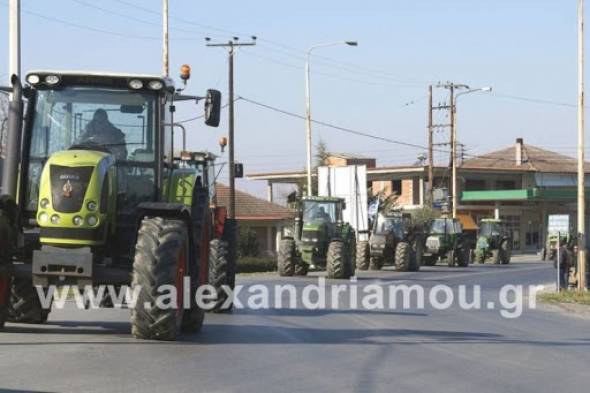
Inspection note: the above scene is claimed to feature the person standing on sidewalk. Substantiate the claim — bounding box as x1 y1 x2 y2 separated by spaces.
555 240 570 291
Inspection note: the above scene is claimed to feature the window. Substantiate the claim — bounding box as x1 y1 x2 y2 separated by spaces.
496 180 516 190
392 180 402 195
303 201 337 223
465 179 486 191
26 87 158 211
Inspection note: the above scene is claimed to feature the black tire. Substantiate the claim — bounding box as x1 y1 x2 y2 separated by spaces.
294 261 309 276
208 238 232 312
369 256 384 270
7 277 50 324
395 242 412 271
423 256 437 266
356 240 370 271
492 249 501 264
278 239 296 277
326 241 346 279
446 249 455 267
346 239 356 278
500 240 511 265
410 239 422 272
0 267 9 329
457 247 470 267
131 217 189 341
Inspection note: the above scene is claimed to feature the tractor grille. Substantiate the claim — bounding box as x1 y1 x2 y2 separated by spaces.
50 165 94 213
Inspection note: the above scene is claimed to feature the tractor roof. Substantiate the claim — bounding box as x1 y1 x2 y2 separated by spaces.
301 196 344 203
26 70 176 91
175 151 217 163
481 218 502 223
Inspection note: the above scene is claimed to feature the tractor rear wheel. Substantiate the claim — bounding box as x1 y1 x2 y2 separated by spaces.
8 277 50 324
131 217 189 341
446 250 455 267
326 241 346 279
208 239 233 312
395 242 412 271
356 241 370 271
278 239 296 277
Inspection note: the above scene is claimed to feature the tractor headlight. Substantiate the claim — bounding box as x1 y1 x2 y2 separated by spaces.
129 79 143 89
87 201 97 211
39 198 50 209
73 216 84 226
44 75 60 85
148 80 164 90
27 74 40 85
50 214 61 225
87 215 98 226
38 212 48 224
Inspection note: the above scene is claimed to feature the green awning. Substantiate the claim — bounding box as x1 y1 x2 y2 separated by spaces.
461 187 590 202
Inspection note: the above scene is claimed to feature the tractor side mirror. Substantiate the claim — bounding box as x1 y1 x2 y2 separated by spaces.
204 89 221 127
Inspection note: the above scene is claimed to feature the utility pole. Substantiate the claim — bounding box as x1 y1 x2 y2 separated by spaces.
162 0 169 76
206 37 257 219
9 0 20 82
428 85 434 205
577 0 587 290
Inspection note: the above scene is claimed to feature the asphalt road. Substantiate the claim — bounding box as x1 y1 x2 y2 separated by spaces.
0 258 588 393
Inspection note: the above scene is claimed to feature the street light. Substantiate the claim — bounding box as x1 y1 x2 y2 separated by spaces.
452 86 493 218
304 41 358 196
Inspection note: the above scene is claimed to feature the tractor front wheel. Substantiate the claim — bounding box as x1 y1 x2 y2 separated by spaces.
131 217 189 341
409 239 422 272
278 239 296 277
492 249 501 264
0 268 7 329
395 242 412 271
326 241 347 279
356 241 370 271
500 241 511 265
457 247 470 267
8 277 51 324
446 250 456 267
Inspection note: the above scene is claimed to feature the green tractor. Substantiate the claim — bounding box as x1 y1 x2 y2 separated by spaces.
278 196 356 279
475 219 512 264
0 69 235 340
423 217 470 267
362 211 422 272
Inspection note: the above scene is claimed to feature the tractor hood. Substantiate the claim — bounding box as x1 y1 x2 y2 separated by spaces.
369 234 386 246
36 149 116 246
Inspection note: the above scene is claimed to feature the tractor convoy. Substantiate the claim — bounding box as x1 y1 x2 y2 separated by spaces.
0 69 235 341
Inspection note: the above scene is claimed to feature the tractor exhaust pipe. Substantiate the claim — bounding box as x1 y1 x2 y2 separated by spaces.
1 75 23 199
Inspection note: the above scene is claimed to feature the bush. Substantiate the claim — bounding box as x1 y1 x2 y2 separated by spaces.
237 257 277 273
237 227 260 258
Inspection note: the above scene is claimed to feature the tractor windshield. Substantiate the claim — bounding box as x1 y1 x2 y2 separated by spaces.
429 219 447 234
302 200 337 223
25 86 158 211
374 215 404 237
480 222 501 237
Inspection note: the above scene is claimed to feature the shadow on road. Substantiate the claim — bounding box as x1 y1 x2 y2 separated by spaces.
2 322 589 348
233 308 428 317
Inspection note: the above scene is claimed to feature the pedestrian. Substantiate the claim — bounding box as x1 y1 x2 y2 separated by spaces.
555 239 570 291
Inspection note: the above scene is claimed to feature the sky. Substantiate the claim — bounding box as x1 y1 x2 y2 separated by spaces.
0 0 587 201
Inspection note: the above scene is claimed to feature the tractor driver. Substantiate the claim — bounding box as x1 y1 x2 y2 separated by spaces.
314 206 332 222
78 108 128 160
